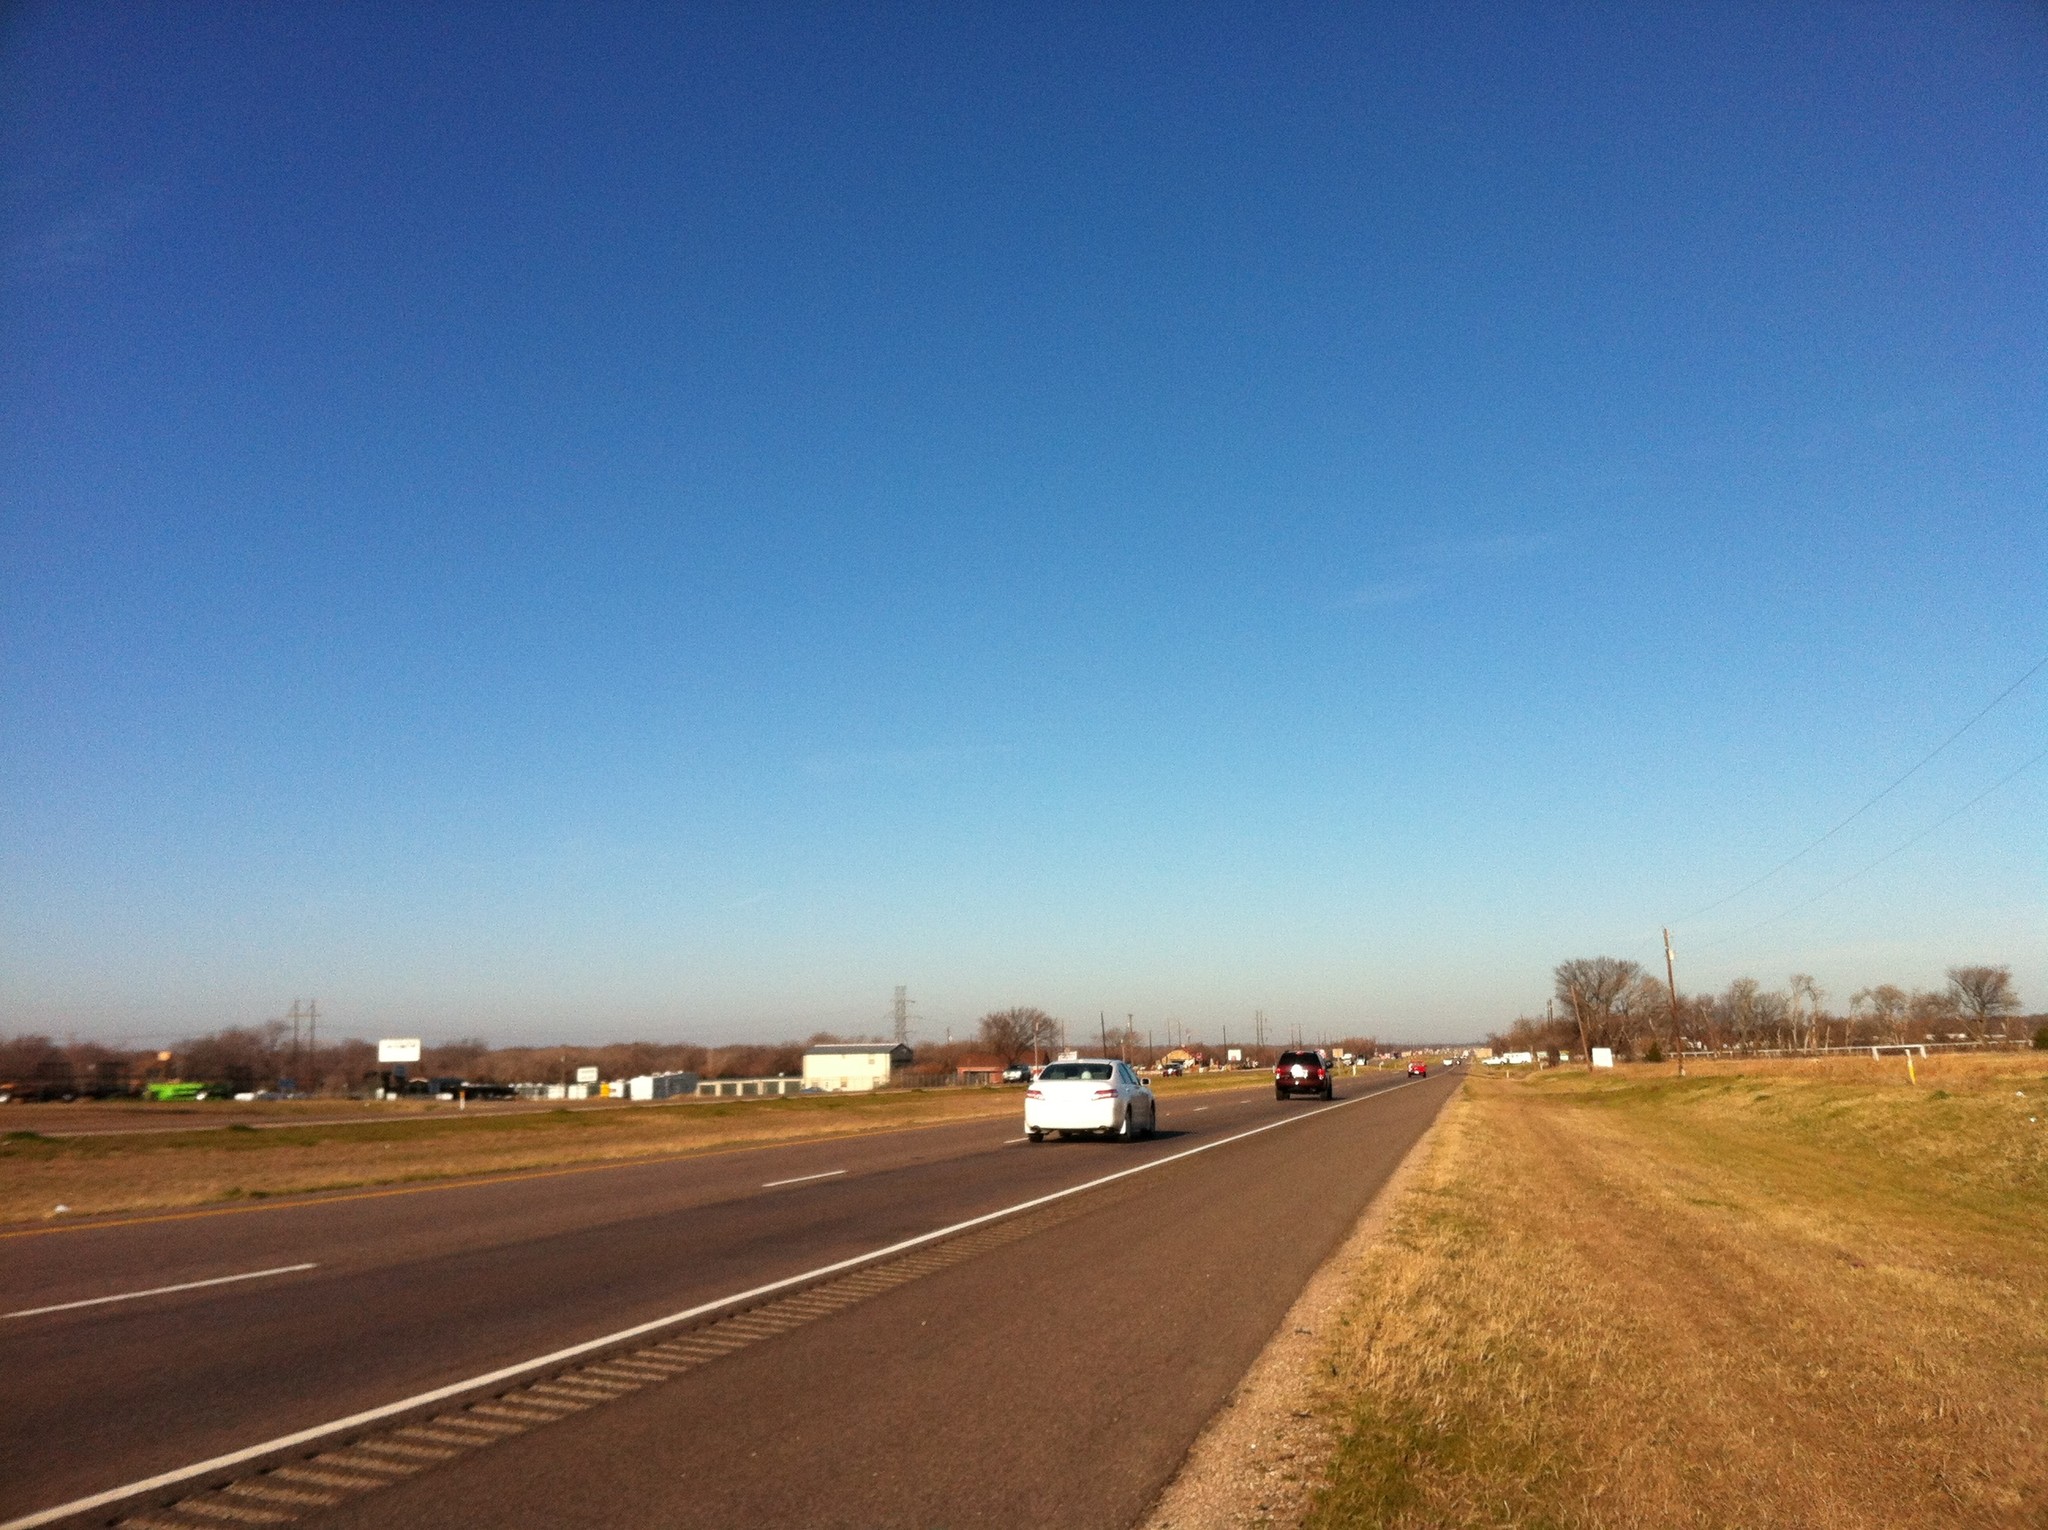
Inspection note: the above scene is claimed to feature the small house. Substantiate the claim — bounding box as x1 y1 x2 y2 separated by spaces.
801 1042 914 1093
953 1054 1005 1085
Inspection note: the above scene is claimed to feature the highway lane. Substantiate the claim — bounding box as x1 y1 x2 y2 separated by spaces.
2 1081 1274 1517
2 1073 1457 1528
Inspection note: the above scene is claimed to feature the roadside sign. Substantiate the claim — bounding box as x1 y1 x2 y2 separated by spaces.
1225 1048 1242 1062
377 1037 422 1064
575 1065 599 1084
1591 1047 1616 1069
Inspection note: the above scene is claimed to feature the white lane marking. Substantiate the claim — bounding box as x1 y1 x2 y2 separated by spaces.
1192 1106 1208 1112
0 1082 1419 1530
1003 1136 1030 1144
2 1263 318 1321
760 1169 846 1189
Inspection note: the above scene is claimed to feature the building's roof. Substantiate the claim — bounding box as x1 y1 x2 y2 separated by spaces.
953 1054 1005 1071
804 1042 913 1057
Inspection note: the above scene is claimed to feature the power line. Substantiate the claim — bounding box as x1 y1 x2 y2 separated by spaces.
1696 743 2048 951
1676 652 2047 923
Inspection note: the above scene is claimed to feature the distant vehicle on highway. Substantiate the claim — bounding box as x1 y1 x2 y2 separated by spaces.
1274 1049 1334 1100
1407 1061 1428 1077
1001 1063 1033 1084
1024 1058 1155 1142
140 1080 209 1102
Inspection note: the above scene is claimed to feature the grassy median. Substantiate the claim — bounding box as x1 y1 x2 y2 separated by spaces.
1306 1054 2048 1529
0 1070 1269 1225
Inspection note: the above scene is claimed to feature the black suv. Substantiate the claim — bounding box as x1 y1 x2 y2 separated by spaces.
1274 1049 1334 1100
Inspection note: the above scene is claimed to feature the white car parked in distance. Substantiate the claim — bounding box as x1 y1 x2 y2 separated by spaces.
1024 1059 1156 1143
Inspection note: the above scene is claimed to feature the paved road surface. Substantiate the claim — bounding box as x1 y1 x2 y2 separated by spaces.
1 1071 1458 1529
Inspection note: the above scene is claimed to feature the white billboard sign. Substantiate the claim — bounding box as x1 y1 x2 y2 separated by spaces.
1225 1048 1243 1062
377 1037 422 1064
576 1065 600 1084
1591 1047 1616 1069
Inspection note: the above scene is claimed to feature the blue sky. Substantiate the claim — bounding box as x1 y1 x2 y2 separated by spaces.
4 3 2043 1046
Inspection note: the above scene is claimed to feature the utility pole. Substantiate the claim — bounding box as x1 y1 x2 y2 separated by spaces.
307 999 318 1096
1125 1014 1134 1064
1663 928 1684 1077
287 999 302 1094
1100 1011 1108 1055
892 986 912 1047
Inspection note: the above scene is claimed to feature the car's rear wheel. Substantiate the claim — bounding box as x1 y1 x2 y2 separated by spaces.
1114 1107 1134 1142
1027 1129 1043 1142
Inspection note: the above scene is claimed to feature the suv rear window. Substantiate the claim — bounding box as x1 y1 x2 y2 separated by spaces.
1038 1062 1113 1081
1277 1052 1319 1067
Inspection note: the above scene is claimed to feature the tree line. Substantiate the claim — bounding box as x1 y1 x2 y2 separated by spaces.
0 1024 888 1099
1490 959 2038 1061
1 1004 1384 1098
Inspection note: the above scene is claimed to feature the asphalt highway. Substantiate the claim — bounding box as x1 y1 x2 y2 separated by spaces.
1 1070 1459 1529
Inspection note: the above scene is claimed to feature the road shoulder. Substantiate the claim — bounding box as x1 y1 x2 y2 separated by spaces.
1138 1080 1457 1530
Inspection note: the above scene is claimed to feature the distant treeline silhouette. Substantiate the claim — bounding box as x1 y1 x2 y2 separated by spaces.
1493 960 2037 1060
2 1008 1395 1099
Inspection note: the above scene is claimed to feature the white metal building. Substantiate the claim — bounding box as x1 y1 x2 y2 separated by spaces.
801 1042 913 1093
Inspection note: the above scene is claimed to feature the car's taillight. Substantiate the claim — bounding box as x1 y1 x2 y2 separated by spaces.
1092 1088 1116 1098
1026 1088 1042 1098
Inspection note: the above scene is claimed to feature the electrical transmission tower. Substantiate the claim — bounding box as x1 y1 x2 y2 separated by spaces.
891 985 914 1046
1253 1009 1268 1049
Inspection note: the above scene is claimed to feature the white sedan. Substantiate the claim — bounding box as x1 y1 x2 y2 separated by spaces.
1024 1059 1156 1142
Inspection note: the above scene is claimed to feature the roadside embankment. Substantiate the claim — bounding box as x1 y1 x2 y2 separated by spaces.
1297 1054 2046 1528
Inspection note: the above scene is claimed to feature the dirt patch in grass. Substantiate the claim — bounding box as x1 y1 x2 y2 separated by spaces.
1302 1054 2047 1529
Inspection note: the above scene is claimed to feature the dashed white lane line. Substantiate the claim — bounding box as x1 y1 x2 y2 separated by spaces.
1003 1136 1030 1144
3 1263 318 1320
0 1084 1420 1530
1192 1106 1208 1112
761 1169 846 1189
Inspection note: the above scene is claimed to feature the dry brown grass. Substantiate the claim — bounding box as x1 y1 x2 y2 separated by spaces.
0 1089 1028 1224
1305 1053 2048 1529
0 1071 1270 1225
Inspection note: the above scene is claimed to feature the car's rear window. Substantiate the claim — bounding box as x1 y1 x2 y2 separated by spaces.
1038 1062 1113 1081
1278 1052 1318 1066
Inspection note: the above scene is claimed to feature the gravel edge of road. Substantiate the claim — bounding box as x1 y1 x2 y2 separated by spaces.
1136 1082 1458 1530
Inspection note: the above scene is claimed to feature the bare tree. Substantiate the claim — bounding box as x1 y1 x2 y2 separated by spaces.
1719 978 1767 1053
977 1007 1061 1064
1788 974 1825 1050
1554 958 1642 1065
1619 974 1670 1058
1909 987 1960 1042
1945 966 2021 1040
1850 984 1910 1044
